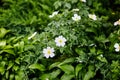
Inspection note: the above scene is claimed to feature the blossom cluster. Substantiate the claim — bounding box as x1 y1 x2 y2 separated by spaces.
43 36 67 58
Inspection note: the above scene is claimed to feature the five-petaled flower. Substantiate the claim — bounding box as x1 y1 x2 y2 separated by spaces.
88 14 97 20
114 43 120 52
49 11 58 18
114 19 120 26
80 0 86 2
43 47 55 58
72 14 81 21
28 32 37 40
55 36 67 47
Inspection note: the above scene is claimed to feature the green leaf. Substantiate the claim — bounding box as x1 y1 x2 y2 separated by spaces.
29 63 45 71
54 1 62 9
64 3 71 9
85 28 97 34
97 55 107 63
7 61 14 70
95 35 109 43
58 64 74 74
59 58 75 66
3 49 15 55
83 65 95 80
71 0 78 3
75 48 85 56
4 45 13 49
10 74 14 80
75 64 83 77
61 74 74 80
0 40 6 49
0 67 5 74
13 65 19 71
40 74 50 80
50 69 61 79
49 62 60 70
6 71 9 79
19 41 24 52
0 28 10 38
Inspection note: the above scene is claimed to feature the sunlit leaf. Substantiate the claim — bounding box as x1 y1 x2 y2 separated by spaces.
29 63 46 71
58 64 74 74
61 74 74 80
75 64 83 77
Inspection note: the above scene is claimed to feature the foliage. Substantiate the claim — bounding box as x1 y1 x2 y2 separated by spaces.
0 0 120 80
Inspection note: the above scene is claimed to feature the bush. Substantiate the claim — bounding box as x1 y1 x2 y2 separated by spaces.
0 0 120 80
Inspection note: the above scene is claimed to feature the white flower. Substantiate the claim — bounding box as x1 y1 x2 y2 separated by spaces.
114 43 120 52
80 0 86 2
88 14 97 20
43 47 55 58
28 32 37 40
55 36 67 47
114 19 120 26
49 11 58 18
72 14 81 21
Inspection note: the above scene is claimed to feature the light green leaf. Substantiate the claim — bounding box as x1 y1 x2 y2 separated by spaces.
61 74 74 80
65 3 71 9
40 74 50 80
3 49 15 55
10 74 14 80
97 55 107 63
75 64 83 77
49 62 60 70
7 61 14 70
13 65 19 71
29 63 45 71
4 45 13 49
58 64 74 74
0 28 10 38
0 40 6 49
0 67 5 74
50 69 61 79
19 41 24 52
6 71 9 79
83 65 95 80
59 58 75 66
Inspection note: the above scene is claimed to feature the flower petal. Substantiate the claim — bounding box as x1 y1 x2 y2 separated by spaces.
114 43 119 48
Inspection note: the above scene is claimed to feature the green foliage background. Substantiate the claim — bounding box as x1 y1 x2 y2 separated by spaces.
0 0 120 80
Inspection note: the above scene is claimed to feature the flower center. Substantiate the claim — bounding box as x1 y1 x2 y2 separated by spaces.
59 40 62 43
47 50 51 54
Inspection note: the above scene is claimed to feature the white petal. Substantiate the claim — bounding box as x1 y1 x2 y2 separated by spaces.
74 14 78 17
114 22 118 26
49 15 53 18
115 48 119 52
61 42 65 47
50 53 55 58
44 53 49 58
114 43 119 48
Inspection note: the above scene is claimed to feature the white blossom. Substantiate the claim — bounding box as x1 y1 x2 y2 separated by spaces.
28 32 37 40
43 47 55 58
88 14 97 20
49 11 58 18
72 14 81 21
55 36 67 47
114 43 120 52
114 19 120 26
80 0 86 2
